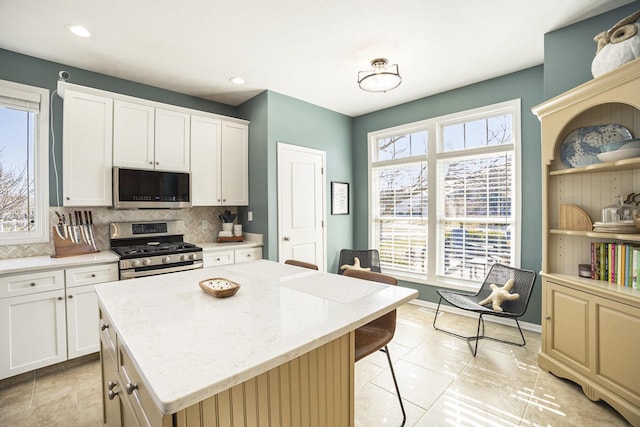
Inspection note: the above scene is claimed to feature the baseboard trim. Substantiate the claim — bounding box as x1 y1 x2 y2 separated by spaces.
408 299 542 333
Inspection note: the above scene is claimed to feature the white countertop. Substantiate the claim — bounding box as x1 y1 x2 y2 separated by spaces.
95 260 417 415
0 251 119 275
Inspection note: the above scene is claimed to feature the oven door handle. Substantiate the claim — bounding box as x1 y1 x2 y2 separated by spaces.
120 261 203 280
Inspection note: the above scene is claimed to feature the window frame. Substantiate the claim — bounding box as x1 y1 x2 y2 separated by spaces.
368 99 521 291
0 79 49 245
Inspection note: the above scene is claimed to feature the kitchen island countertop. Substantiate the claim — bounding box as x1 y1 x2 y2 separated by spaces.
95 259 417 415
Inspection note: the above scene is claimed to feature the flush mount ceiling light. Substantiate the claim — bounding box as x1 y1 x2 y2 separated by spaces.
65 24 92 38
229 77 245 85
357 58 402 92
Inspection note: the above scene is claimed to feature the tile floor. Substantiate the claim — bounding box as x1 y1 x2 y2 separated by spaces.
0 303 632 426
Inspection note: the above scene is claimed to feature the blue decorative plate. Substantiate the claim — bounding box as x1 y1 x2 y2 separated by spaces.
560 124 633 168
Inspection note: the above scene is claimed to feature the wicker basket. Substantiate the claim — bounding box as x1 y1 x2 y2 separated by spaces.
199 278 240 298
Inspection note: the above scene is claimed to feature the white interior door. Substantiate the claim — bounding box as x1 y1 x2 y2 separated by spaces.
277 143 326 271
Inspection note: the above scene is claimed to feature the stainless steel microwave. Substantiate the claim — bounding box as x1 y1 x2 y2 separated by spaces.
113 167 192 209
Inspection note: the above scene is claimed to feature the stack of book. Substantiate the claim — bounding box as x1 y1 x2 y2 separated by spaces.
590 242 639 288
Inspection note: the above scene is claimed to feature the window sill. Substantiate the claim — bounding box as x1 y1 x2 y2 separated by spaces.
382 269 480 292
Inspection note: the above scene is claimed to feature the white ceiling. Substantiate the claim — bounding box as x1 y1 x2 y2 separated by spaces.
0 0 635 117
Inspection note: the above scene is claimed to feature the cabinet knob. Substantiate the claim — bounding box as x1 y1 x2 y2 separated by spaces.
108 380 117 391
148 161 153 165
57 296 63 301
544 316 551 320
66 197 70 200
68 295 73 299
101 322 109 331
91 274 96 278
30 282 36 287
155 162 159 165
126 382 138 394
108 390 119 400
283 236 290 241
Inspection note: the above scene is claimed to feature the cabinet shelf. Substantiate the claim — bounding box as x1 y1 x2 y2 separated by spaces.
550 228 640 241
542 272 640 302
549 157 640 176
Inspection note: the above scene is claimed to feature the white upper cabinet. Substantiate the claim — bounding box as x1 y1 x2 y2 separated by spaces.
191 115 222 206
113 101 190 172
154 108 191 172
191 119 249 206
62 90 113 207
221 121 249 206
113 100 154 170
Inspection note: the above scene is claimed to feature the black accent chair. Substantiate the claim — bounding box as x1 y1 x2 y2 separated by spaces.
337 249 381 275
433 263 537 356
343 269 406 426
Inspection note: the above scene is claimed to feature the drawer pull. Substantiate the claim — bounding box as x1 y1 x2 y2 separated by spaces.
126 382 138 394
108 390 119 400
545 316 551 320
101 322 109 331
30 282 36 287
91 274 96 278
108 380 117 391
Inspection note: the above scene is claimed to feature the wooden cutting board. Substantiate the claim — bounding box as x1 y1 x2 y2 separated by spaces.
559 204 593 231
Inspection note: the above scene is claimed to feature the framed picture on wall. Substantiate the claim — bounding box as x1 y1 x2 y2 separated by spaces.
331 182 349 215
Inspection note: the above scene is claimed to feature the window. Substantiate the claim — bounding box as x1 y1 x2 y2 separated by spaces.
369 100 520 288
0 80 49 245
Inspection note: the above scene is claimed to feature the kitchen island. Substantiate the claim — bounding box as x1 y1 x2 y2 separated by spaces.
95 259 417 426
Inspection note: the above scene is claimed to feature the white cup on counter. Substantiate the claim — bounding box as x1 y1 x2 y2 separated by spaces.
233 224 242 237
222 223 233 232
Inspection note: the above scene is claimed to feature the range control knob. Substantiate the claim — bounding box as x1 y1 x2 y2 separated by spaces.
132 259 141 267
162 256 171 264
142 258 152 266
187 253 195 260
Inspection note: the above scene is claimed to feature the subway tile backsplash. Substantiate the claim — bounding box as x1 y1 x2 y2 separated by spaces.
0 206 236 259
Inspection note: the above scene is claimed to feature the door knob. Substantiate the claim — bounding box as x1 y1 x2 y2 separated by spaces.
283 236 290 241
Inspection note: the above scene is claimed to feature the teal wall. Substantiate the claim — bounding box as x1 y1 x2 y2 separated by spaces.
543 3 639 99
238 91 353 271
0 3 636 324
0 48 236 206
352 66 545 324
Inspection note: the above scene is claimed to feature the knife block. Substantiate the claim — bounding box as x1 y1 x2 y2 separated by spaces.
51 226 99 258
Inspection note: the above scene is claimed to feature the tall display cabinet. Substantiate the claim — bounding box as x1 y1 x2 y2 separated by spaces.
532 58 640 426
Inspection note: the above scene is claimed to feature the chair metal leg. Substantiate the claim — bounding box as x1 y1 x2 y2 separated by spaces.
380 345 406 427
433 297 527 357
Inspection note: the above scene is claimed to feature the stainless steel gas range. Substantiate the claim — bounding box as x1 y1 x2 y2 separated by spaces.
110 220 203 280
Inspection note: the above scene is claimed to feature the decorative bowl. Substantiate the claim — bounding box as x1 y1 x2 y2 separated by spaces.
600 138 640 152
199 278 240 298
597 147 640 163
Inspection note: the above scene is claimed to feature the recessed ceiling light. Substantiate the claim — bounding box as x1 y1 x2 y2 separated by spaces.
66 24 92 38
229 77 245 85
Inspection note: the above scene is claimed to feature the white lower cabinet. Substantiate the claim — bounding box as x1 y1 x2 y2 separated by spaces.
0 262 118 380
202 246 263 268
0 288 67 379
234 247 262 264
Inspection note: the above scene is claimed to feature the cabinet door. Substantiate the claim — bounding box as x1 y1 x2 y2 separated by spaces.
113 100 155 170
203 250 234 267
65 263 119 289
62 90 113 206
67 284 100 358
0 289 66 379
595 298 640 407
101 334 123 427
545 282 592 376
191 115 222 206
155 108 190 172
221 121 249 205
235 247 262 264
